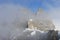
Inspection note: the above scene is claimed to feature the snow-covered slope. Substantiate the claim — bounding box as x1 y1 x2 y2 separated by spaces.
13 28 48 40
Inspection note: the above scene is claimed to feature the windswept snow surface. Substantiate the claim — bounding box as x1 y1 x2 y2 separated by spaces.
13 28 48 40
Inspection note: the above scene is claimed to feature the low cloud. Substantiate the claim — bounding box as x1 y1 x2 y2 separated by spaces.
48 8 60 30
0 4 34 40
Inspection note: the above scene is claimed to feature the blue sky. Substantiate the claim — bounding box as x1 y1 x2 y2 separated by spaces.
0 0 43 12
0 0 59 11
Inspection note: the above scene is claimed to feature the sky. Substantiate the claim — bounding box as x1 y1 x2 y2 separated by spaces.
0 0 60 11
0 0 59 11
0 0 60 30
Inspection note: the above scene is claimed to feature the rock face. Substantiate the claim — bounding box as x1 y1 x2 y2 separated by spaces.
28 19 55 31
28 9 55 31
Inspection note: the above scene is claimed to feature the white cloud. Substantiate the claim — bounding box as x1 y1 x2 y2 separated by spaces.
41 0 60 31
47 6 60 31
0 4 34 40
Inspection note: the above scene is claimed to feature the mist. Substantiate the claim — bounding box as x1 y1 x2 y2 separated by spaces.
0 4 35 40
47 7 60 30
0 4 52 40
0 0 60 40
